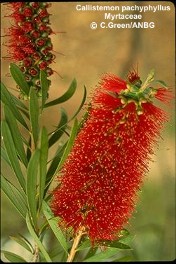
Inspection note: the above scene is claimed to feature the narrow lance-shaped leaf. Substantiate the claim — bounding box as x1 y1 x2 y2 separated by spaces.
44 142 67 196
57 118 78 171
1 82 28 130
44 78 77 108
26 149 40 228
40 70 50 109
77 239 91 251
103 240 131 250
42 201 68 253
11 92 28 110
155 80 168 88
2 250 27 263
29 88 39 148
26 213 52 262
69 85 87 122
1 146 11 167
83 247 119 262
4 105 28 167
10 93 30 119
112 256 134 262
1 121 26 191
39 127 48 209
48 108 68 148
1 175 27 219
18 234 34 253
9 63 29 96
9 235 34 253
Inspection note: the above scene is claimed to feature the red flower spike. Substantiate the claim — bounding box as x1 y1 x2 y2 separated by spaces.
51 69 172 243
5 2 55 98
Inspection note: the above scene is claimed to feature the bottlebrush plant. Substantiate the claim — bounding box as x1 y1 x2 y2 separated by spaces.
1 2 173 263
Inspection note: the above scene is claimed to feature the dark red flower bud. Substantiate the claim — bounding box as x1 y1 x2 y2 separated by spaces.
33 14 42 24
5 2 55 97
46 67 53 76
30 30 41 39
22 58 33 68
28 67 38 76
37 8 49 18
25 74 32 82
22 21 33 33
32 52 42 61
35 37 46 47
38 61 48 70
23 7 33 17
29 2 40 9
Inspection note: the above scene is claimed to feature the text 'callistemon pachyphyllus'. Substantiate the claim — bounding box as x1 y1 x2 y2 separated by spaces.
51 70 172 243
4 2 54 98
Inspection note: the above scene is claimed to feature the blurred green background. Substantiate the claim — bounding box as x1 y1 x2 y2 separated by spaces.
1 1 175 261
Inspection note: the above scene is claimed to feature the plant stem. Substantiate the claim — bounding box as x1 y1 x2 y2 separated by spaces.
67 226 86 262
32 243 39 262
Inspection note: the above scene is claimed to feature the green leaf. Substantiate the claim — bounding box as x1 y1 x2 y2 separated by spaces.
70 85 87 121
1 82 28 130
112 255 134 262
83 247 119 262
26 149 40 227
1 175 27 219
18 234 34 253
9 63 29 96
48 108 68 148
4 105 28 167
26 213 52 262
39 127 48 209
10 235 33 253
11 92 28 110
118 228 130 239
29 88 39 147
103 241 131 250
118 229 133 245
57 118 78 171
44 78 77 108
40 70 50 109
45 142 67 194
85 247 98 260
141 69 155 91
49 246 64 259
77 239 91 251
1 146 11 166
42 201 68 253
2 250 27 262
155 80 168 88
11 93 29 119
1 121 26 191
26 136 32 161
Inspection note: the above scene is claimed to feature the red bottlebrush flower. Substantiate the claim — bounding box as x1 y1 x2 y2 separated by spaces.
5 2 54 98
51 69 172 243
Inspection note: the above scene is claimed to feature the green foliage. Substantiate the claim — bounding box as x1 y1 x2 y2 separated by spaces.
4 105 28 167
1 120 26 191
39 128 49 209
1 176 27 219
48 108 68 148
42 201 68 253
40 70 50 109
2 250 27 262
9 63 30 96
1 82 28 129
1 66 131 262
44 78 77 108
29 88 40 148
26 149 40 227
